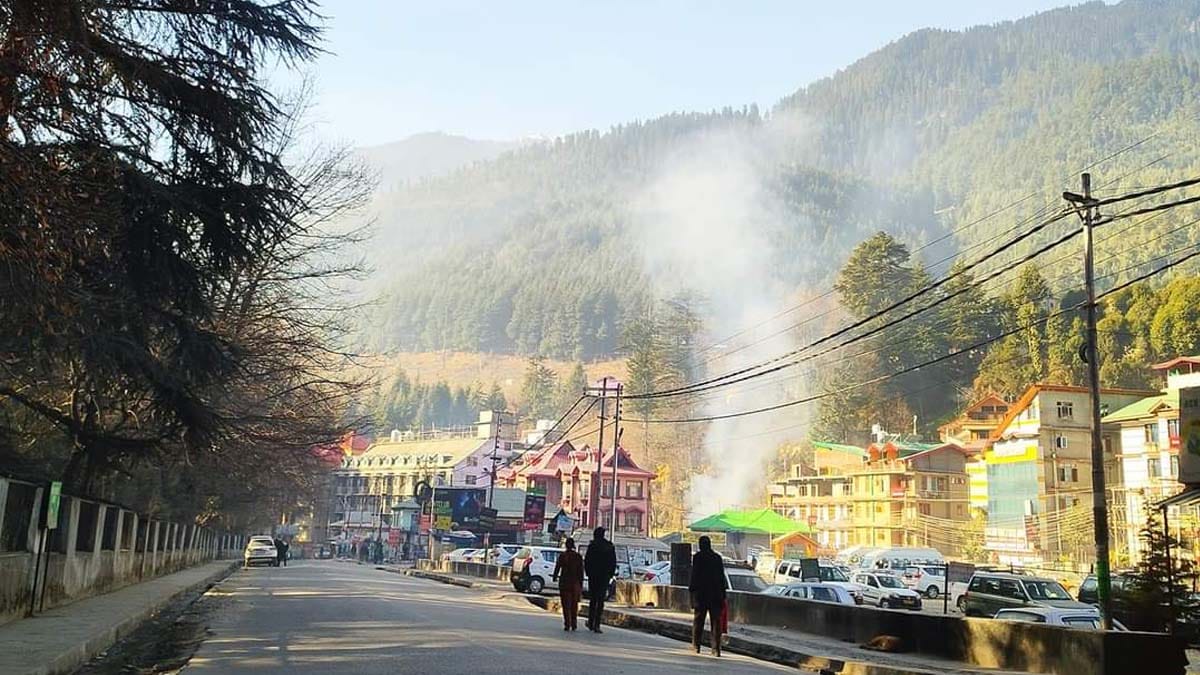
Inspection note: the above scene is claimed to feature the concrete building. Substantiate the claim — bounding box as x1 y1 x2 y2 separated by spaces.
768 440 971 556
938 393 1011 454
1102 357 1200 564
983 383 1154 565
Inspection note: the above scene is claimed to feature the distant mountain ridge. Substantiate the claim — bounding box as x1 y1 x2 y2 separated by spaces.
356 131 525 187
357 0 1200 360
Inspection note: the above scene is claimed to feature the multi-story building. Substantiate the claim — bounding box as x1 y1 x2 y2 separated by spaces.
1103 357 1200 563
497 441 654 536
938 394 1011 454
850 441 970 554
984 383 1154 565
768 442 860 551
768 440 970 555
328 414 524 551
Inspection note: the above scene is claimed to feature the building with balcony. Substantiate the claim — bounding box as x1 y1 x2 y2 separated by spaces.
1103 357 1200 564
984 383 1154 565
768 440 970 556
497 441 654 536
938 393 1011 454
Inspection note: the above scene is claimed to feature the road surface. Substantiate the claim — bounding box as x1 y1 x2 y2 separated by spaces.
182 561 790 674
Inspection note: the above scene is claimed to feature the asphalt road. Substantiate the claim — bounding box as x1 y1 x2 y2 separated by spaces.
181 561 791 674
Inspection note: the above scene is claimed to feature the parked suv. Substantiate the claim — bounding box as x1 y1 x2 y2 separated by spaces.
243 536 278 567
774 559 864 604
963 572 1090 618
509 546 563 594
1076 573 1131 606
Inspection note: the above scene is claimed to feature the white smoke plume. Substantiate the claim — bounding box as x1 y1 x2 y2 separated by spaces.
631 115 820 519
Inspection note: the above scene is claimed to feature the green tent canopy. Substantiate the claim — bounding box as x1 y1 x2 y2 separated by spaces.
688 508 811 535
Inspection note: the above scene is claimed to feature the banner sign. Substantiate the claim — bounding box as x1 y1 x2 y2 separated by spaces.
41 481 62 530
433 494 452 531
1180 386 1200 484
450 488 486 529
478 507 497 532
523 494 546 531
388 528 401 546
553 510 574 534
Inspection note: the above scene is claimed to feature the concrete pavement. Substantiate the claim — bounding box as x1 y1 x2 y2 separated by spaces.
182 560 790 674
0 560 236 675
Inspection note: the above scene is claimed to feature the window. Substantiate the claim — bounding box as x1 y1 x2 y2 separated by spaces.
998 579 1025 600
1056 401 1074 419
100 507 119 551
1170 455 1180 478
1072 467 1079 482
1054 435 1069 450
465 475 477 485
1145 423 1160 445
623 511 643 531
811 587 837 602
1148 458 1161 478
601 479 613 498
1058 466 1078 483
76 500 99 552
625 481 643 498
1168 418 1181 438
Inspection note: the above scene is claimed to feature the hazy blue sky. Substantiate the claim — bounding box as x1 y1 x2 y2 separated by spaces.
305 0 1078 147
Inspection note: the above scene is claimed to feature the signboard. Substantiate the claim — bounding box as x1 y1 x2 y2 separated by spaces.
388 528 401 546
1180 386 1200 484
523 494 546 531
478 507 497 532
553 511 574 534
41 481 62 530
448 488 486 529
433 494 453 531
681 531 726 547
799 557 821 582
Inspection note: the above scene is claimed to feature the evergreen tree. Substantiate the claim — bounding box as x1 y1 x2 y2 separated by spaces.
557 362 589 414
487 382 508 413
520 357 559 420
1117 508 1199 633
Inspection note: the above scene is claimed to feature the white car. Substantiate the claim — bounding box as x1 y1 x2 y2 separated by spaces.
774 559 865 605
902 564 947 598
725 566 770 594
634 561 671 584
445 548 478 562
853 571 923 610
510 546 564 594
994 607 1127 630
489 544 523 565
243 536 278 567
769 582 857 605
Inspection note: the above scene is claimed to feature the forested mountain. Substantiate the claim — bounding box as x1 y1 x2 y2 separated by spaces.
357 132 523 187
359 0 1200 360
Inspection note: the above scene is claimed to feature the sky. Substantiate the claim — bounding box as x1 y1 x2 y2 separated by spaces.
303 0 1081 147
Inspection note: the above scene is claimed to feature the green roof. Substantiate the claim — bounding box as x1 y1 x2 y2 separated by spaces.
812 441 866 456
688 508 811 535
1103 392 1176 423
895 441 943 457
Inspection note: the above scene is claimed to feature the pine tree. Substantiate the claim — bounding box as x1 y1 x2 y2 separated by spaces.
1117 508 1199 633
520 357 559 420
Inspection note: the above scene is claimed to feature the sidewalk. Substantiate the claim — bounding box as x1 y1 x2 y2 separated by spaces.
0 560 237 675
397 567 1035 675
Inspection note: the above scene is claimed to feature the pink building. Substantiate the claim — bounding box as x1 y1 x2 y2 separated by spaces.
497 440 654 536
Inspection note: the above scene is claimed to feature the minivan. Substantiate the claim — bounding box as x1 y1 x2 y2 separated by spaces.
963 572 1091 618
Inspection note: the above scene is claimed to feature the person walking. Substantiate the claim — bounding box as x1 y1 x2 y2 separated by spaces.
552 537 585 631
688 535 727 657
583 526 617 633
274 538 289 567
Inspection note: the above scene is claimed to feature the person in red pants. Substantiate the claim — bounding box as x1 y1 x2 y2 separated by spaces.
552 537 585 631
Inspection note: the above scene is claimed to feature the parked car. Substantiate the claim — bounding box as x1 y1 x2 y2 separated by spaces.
726 566 770 594
634 561 671 584
962 572 1091 618
1076 573 1132 606
994 607 1127 630
445 548 478 562
773 559 865 604
243 536 278 567
769 582 857 605
902 564 948 598
509 546 564 594
852 571 923 610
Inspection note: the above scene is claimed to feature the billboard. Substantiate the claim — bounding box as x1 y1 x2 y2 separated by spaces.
523 494 546 531
425 487 488 532
1180 386 1200 484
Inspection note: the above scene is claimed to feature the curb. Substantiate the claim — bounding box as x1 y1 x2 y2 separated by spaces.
27 560 239 675
401 568 481 589
531 596 941 675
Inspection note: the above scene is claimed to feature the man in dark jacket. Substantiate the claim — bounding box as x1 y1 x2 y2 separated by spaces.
583 526 617 633
688 535 727 656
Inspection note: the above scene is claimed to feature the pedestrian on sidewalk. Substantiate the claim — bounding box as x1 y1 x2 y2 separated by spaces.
583 526 616 633
688 535 726 657
552 537 585 631
273 538 289 567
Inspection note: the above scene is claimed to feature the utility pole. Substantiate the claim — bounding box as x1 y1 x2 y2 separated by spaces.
586 377 617 530
484 409 504 563
610 383 623 535
1065 172 1113 629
